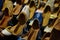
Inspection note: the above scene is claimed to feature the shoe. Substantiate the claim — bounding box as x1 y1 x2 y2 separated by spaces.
29 1 36 19
49 19 60 40
5 4 30 35
42 5 51 27
2 0 13 16
0 8 12 29
6 13 27 35
33 2 45 23
22 19 40 40
21 4 30 20
8 2 24 26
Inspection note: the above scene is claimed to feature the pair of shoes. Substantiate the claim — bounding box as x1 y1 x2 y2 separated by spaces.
6 12 29 35
5 3 30 35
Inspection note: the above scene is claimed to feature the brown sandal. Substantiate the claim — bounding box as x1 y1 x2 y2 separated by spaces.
0 8 12 29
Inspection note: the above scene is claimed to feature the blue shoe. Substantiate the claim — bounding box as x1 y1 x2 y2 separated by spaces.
33 10 43 24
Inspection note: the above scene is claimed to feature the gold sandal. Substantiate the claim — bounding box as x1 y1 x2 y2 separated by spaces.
42 5 51 27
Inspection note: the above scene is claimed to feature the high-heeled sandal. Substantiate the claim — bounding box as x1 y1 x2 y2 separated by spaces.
5 13 28 35
0 8 12 29
49 18 60 40
2 0 13 16
29 1 36 19
33 2 45 23
22 19 40 40
42 5 51 27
